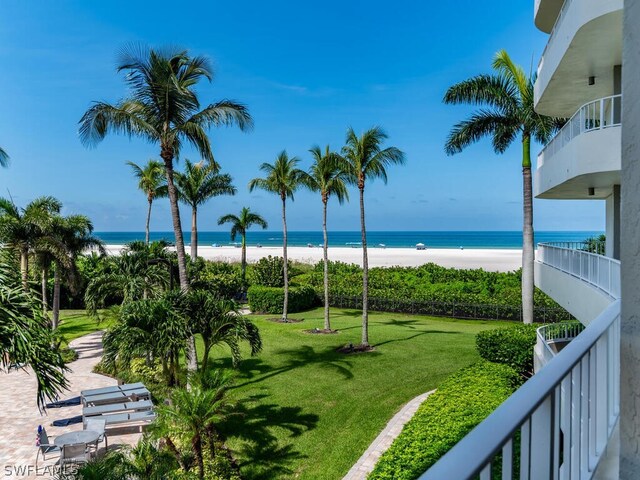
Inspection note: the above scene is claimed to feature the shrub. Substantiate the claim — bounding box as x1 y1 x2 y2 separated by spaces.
247 285 317 314
369 362 521 480
475 324 538 377
193 261 243 298
250 256 285 287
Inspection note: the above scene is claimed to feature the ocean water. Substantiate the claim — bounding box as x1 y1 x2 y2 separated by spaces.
95 231 603 249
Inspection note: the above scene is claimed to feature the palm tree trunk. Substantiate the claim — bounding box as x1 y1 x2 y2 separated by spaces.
281 195 289 322
322 198 331 330
521 135 535 324
241 233 247 283
359 186 369 347
191 206 198 259
161 148 196 372
41 265 49 317
52 265 61 330
20 247 28 291
145 197 153 245
193 433 205 480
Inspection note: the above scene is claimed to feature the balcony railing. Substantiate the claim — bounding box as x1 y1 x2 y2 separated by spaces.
537 242 621 299
420 300 621 480
537 0 572 76
538 95 622 167
536 321 586 366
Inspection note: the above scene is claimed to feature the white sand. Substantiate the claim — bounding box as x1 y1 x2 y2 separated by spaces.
104 245 522 272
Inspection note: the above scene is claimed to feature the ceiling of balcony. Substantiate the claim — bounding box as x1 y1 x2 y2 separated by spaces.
535 0 565 33
536 171 620 199
535 10 623 117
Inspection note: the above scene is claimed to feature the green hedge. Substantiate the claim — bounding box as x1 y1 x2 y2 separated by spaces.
475 324 538 377
247 285 318 314
369 362 521 480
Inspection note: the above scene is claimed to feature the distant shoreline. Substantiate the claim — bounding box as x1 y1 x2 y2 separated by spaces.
104 244 523 272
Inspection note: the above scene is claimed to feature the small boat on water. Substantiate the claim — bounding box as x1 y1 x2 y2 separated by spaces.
416 243 426 250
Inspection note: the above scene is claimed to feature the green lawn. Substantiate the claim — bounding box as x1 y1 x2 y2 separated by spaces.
57 307 510 479
58 309 113 342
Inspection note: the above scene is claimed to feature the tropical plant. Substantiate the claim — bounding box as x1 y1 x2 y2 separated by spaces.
217 207 268 282
84 241 169 316
51 215 105 329
154 373 235 479
179 290 261 371
443 50 562 324
127 160 167 245
249 151 305 322
78 45 252 293
0 146 8 168
0 250 68 408
342 127 405 346
301 145 349 331
175 159 236 259
0 196 62 290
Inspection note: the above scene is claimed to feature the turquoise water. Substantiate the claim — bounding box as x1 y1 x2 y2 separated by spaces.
95 231 602 249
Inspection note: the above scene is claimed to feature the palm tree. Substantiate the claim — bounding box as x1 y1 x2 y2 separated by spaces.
0 250 68 408
180 290 262 371
217 207 268 282
79 45 252 292
127 160 167 245
343 127 405 347
0 146 9 168
51 215 105 329
301 146 349 331
249 151 305 322
0 196 62 290
443 50 561 324
175 159 236 259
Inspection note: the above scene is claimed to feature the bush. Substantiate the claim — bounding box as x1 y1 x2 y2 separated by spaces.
475 324 538 377
369 362 521 480
247 285 317 314
193 261 243 298
250 256 285 287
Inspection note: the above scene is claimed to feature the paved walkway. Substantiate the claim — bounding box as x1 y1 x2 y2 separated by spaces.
343 389 436 480
0 332 142 479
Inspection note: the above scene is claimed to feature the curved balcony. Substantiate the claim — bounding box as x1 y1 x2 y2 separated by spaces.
535 95 621 199
534 0 622 116
534 0 565 33
534 321 585 371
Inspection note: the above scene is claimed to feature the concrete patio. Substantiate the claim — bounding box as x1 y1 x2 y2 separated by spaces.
0 331 142 479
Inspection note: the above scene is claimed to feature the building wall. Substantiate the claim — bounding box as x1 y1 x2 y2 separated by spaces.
619 0 640 476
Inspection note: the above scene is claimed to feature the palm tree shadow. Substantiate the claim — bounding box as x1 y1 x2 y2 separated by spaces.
374 329 461 347
218 394 318 479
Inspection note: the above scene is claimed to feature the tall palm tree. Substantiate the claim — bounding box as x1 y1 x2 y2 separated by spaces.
51 215 105 329
343 127 405 347
174 159 236 259
0 146 9 168
443 50 561 324
301 146 349 331
0 196 62 290
249 151 305 322
217 207 268 282
79 45 252 292
127 160 167 244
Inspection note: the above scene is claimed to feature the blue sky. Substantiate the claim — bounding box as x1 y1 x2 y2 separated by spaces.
0 1 604 232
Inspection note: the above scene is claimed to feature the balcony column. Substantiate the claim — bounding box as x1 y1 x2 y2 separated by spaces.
606 185 621 260
620 0 640 476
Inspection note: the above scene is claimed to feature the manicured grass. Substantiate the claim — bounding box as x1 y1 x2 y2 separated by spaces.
57 310 113 342
206 308 511 480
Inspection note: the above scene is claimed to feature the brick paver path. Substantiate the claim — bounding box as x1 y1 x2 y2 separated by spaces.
343 389 436 480
0 331 142 479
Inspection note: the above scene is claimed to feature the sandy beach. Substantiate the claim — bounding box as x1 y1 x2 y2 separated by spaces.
105 245 522 272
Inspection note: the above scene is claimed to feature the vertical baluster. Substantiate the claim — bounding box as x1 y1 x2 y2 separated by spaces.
571 363 581 480
502 439 513 480
580 354 590 477
531 396 553 478
561 373 572 480
480 464 491 480
521 419 531 480
588 348 597 471
600 97 604 129
553 384 561 480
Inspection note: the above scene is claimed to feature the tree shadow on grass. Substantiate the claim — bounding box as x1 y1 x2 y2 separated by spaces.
374 330 461 347
218 393 319 479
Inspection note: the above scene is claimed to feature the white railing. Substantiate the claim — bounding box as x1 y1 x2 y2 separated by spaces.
537 321 586 366
420 300 621 480
537 242 621 299
538 95 622 168
537 0 573 76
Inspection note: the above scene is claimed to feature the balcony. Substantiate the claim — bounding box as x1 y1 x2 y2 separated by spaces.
534 0 565 33
420 300 620 479
534 321 585 371
535 95 621 199
534 0 622 117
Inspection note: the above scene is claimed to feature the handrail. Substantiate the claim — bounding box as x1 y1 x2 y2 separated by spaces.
537 321 585 359
420 300 620 479
538 94 622 167
537 242 621 299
